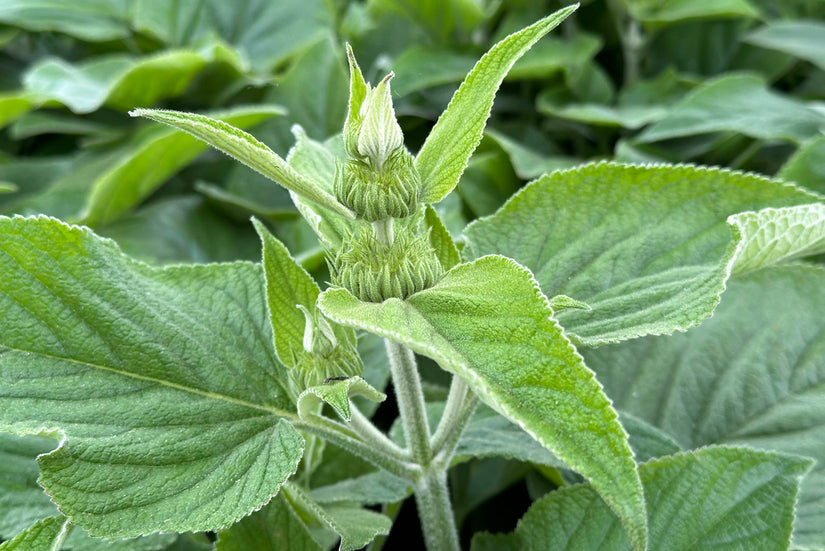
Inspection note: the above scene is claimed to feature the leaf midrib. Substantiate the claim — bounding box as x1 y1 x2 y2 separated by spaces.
0 345 294 420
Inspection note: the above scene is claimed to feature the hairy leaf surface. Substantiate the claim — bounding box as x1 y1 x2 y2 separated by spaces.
0 216 303 538
472 446 811 551
584 265 825 547
319 255 647 551
464 162 819 345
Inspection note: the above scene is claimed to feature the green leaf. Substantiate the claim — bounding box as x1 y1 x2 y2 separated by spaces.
746 20 825 72
284 484 392 551
215 493 322 551
254 218 324 368
415 5 578 204
319 255 647 551
424 205 461 270
130 0 332 73
463 162 820 346
485 129 577 180
298 376 386 422
617 412 681 463
286 128 362 249
730 204 825 274
0 432 60 539
309 470 411 505
97 196 260 265
457 151 521 218
0 216 303 538
390 47 477 97
0 516 70 551
0 91 37 129
80 105 281 226
621 0 760 23
130 108 355 220
636 74 825 145
473 446 811 551
23 51 208 114
583 265 825 547
779 135 825 195
369 0 485 44
0 0 130 41
548 295 591 313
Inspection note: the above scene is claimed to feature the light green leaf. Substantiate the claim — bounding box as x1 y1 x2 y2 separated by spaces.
310 470 411 505
618 412 681 463
730 204 825 274
463 162 820 346
621 0 760 23
548 295 591 313
636 74 825 145
0 516 70 551
0 216 303 538
458 151 521 218
9 111 120 141
390 47 477 97
583 265 825 547
319 255 647 551
746 20 825 72
485 129 577 180
779 135 825 195
97 196 260 265
80 105 281 226
254 218 324 368
0 432 60 539
473 446 811 551
539 101 667 129
215 493 322 551
286 128 362 249
130 108 355 220
0 182 17 194
415 5 578 204
0 0 130 41
130 0 332 73
298 376 386 422
24 51 208 114
0 91 37 129
369 0 485 44
284 484 392 551
424 205 461 270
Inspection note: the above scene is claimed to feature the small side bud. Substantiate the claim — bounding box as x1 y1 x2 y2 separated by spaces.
332 229 443 303
335 148 421 222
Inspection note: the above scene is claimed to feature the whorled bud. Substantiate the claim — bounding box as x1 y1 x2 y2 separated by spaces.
290 346 364 391
335 148 421 222
332 229 443 303
343 68 403 169
289 306 363 391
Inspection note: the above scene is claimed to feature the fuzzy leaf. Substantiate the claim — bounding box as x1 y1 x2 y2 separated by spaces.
79 106 280 226
0 216 303 538
730 204 825 274
284 484 392 551
584 265 825 547
0 432 60 539
0 516 69 551
463 162 820 346
319 255 647 551
779 135 825 195
473 446 811 551
636 74 825 145
424 205 461 270
215 494 321 551
415 5 578 204
298 377 386 422
129 108 355 219
309 471 411 505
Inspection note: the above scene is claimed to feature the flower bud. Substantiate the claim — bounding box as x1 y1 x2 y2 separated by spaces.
332 229 443 303
356 73 403 169
289 306 363 390
335 148 421 222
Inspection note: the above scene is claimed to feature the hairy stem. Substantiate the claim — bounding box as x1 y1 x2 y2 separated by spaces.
430 376 469 452
350 404 411 460
386 339 432 465
373 217 394 247
295 415 419 480
414 469 460 551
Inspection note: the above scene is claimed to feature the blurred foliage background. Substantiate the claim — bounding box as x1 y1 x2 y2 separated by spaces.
1 0 824 545
2 0 824 269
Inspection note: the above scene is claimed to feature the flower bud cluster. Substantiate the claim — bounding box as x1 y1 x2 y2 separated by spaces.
332 230 443 303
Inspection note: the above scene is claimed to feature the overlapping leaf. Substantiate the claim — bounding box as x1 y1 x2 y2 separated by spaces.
584 265 825 547
472 446 811 551
319 255 647 551
463 162 820 345
0 216 302 538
